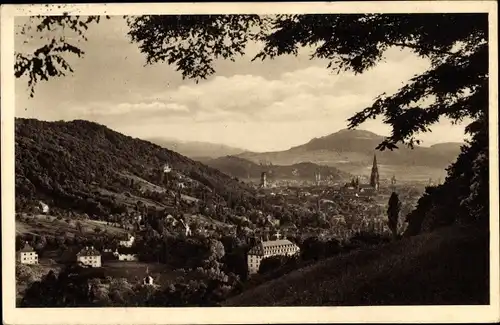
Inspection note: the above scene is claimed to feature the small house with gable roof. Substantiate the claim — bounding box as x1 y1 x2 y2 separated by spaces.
76 246 102 268
113 247 139 261
143 275 154 286
17 242 38 265
119 233 135 247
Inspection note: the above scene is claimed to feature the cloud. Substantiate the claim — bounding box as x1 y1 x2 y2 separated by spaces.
121 47 431 124
15 19 467 152
67 100 189 120
53 47 432 135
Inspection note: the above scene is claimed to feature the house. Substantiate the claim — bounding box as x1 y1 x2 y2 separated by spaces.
39 201 49 214
17 242 38 265
247 239 300 275
119 234 135 247
358 186 378 197
118 253 138 261
113 249 139 261
76 246 102 268
143 275 154 286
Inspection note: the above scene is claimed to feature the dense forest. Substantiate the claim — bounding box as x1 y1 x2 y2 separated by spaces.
15 118 259 219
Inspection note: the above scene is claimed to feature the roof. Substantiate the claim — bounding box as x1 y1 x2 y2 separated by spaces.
248 239 299 256
261 239 295 247
359 187 377 195
19 242 34 253
120 233 134 240
77 246 101 256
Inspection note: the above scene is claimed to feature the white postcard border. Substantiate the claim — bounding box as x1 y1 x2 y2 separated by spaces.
2 2 499 324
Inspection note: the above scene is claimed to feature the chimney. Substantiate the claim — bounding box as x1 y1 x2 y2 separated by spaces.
91 246 94 250
86 246 89 250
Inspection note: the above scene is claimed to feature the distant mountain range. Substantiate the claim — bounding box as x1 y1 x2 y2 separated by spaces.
145 129 462 182
200 155 350 182
235 129 463 181
146 137 245 159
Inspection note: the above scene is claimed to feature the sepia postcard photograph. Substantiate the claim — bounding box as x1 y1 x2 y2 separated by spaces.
1 1 499 324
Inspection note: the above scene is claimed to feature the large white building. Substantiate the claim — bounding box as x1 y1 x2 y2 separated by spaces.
17 242 38 265
247 239 300 275
76 246 102 268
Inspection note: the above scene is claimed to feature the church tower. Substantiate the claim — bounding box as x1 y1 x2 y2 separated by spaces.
370 154 380 191
260 171 267 188
314 170 321 186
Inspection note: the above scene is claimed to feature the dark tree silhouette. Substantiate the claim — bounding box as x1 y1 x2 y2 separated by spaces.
15 14 112 97
387 192 401 239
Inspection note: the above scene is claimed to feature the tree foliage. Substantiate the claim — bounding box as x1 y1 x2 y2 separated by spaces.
404 118 489 235
15 118 258 218
15 14 110 97
125 15 267 81
387 192 401 238
124 13 488 150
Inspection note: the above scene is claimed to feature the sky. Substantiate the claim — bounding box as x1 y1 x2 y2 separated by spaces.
14 16 469 152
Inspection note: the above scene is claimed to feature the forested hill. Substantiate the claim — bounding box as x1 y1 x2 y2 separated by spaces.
202 155 350 181
15 118 256 218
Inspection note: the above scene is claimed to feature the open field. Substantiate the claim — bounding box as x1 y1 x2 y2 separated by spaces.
102 261 178 287
96 187 169 210
225 225 489 306
119 171 167 193
16 259 177 303
16 214 128 238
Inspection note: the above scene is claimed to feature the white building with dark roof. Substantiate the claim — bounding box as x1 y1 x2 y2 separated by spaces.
17 242 38 265
113 248 139 261
119 234 135 247
247 239 300 275
76 246 102 268
143 275 154 286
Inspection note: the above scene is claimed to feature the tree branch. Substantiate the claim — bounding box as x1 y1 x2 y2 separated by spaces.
385 40 459 56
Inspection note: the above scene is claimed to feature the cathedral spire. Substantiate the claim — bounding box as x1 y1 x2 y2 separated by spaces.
370 154 380 190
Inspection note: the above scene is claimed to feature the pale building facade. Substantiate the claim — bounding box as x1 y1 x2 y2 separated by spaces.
143 275 154 286
117 253 139 261
247 239 300 275
76 246 102 267
260 172 267 188
17 242 38 265
119 234 135 247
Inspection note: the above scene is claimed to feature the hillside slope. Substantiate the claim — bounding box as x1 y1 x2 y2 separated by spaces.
237 129 463 180
15 118 256 217
224 225 489 306
202 155 350 181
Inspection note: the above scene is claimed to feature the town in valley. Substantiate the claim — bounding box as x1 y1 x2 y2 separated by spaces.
11 10 491 309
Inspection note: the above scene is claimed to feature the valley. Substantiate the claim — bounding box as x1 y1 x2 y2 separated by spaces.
13 118 475 308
